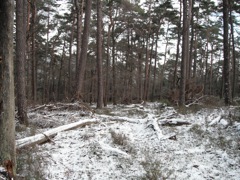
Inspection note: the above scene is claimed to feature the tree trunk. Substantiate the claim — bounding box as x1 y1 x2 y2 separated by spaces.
75 0 83 83
173 0 182 89
137 50 143 102
143 0 152 101
31 0 37 103
180 0 192 105
188 0 194 78
209 43 214 95
16 0 28 126
151 30 159 101
192 12 199 79
104 3 113 106
204 32 209 95
57 40 66 101
159 23 170 100
180 0 188 105
223 0 230 105
96 0 104 108
229 2 236 99
76 0 92 100
112 26 117 105
68 12 75 99
0 0 16 177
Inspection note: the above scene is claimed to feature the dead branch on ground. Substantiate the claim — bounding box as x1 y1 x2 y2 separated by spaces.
16 119 98 149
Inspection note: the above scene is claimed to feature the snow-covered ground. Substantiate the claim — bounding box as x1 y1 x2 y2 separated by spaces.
16 102 240 180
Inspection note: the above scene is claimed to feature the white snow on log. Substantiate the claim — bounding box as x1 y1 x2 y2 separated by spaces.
152 118 164 139
16 119 98 149
146 114 164 140
209 116 221 126
98 114 142 124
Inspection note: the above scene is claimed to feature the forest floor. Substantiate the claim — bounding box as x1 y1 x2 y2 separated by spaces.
16 102 240 180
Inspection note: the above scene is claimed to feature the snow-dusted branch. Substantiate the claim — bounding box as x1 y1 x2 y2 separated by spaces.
16 119 98 149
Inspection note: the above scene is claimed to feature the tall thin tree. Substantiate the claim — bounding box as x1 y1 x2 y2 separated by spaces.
97 0 104 108
223 0 230 105
31 0 37 103
74 0 83 81
229 1 237 99
16 0 28 125
0 0 16 177
180 0 192 106
76 0 92 100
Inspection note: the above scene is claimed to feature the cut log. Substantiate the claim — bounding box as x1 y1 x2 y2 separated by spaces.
16 119 98 149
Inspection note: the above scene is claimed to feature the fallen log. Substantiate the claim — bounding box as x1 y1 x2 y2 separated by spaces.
16 119 99 149
159 119 191 126
146 114 164 140
29 102 94 114
147 119 177 140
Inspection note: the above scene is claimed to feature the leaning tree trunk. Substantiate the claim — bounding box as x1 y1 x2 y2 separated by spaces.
0 0 16 178
16 0 28 126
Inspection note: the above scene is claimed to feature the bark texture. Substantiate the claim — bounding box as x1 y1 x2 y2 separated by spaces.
0 0 16 177
223 0 230 105
76 0 93 99
16 0 28 125
97 0 104 108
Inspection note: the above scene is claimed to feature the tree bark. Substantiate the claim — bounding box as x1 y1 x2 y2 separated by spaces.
180 0 192 106
143 0 153 101
104 3 113 106
74 0 83 83
68 14 75 99
223 0 230 105
188 0 194 78
159 23 169 100
112 25 117 105
16 0 29 126
0 0 16 177
76 0 92 100
151 30 159 101
173 0 182 89
57 40 66 101
229 1 236 99
31 0 37 103
96 0 104 108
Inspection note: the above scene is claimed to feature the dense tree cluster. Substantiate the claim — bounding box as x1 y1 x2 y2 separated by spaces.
17 0 239 108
